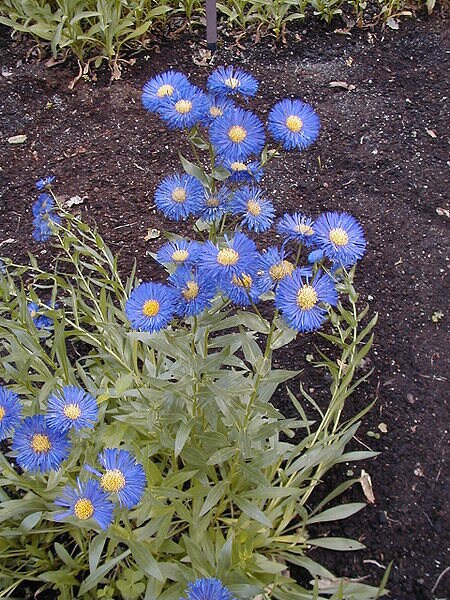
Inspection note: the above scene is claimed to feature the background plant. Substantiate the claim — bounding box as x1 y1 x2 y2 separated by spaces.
0 67 390 599
0 0 425 75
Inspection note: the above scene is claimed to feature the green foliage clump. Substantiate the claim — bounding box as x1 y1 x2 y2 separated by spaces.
0 0 427 75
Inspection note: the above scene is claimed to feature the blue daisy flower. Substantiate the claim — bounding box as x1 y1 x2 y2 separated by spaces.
169 267 217 317
181 578 236 600
199 186 231 223
0 386 23 441
85 449 146 509
275 269 338 333
219 158 264 184
230 185 275 233
32 196 61 243
276 213 316 246
125 282 177 333
32 193 54 216
55 478 114 530
202 94 235 126
257 246 296 290
207 66 259 98
27 301 54 329
35 176 55 190
159 84 209 130
46 385 98 433
154 173 204 221
142 71 190 113
221 267 269 307
308 248 325 264
12 415 70 473
156 239 202 268
268 99 320 151
209 107 265 163
198 232 258 283
314 212 366 266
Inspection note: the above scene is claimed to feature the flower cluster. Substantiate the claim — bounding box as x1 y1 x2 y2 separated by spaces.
32 183 60 243
136 66 367 337
3 380 145 530
127 208 365 334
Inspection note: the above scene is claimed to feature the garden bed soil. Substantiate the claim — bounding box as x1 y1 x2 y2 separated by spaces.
0 11 449 600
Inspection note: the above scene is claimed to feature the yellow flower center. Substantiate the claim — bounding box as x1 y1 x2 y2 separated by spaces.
171 249 189 262
101 469 126 493
269 260 294 281
30 309 37 318
217 248 239 266
63 404 81 420
230 161 248 172
210 106 223 117
0 407 5 421
224 77 240 89
329 227 349 246
228 125 247 144
74 498 94 520
171 187 187 203
182 281 199 301
286 115 303 133
175 99 192 114
157 84 174 98
206 197 219 207
142 299 160 317
232 273 253 288
296 285 318 311
31 433 51 453
295 223 314 236
246 200 261 216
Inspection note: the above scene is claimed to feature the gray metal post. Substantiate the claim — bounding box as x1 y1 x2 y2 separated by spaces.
206 0 217 52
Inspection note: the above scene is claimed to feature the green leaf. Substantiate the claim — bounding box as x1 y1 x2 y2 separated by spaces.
232 496 272 527
308 537 366 551
178 153 211 187
79 549 131 595
199 482 228 517
307 502 366 524
174 420 195 457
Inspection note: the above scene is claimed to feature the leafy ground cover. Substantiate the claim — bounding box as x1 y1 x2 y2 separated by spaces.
0 10 448 600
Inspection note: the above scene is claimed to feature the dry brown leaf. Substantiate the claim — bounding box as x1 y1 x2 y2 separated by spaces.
329 81 356 91
144 228 160 241
436 207 450 218
8 134 27 144
359 469 375 504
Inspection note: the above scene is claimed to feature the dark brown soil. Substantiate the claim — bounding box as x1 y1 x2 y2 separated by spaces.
0 11 449 600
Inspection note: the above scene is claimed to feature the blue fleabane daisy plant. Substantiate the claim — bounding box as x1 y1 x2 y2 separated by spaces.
159 84 209 130
275 269 338 333
207 65 258 98
198 232 258 284
12 415 70 473
126 281 177 333
180 578 236 600
85 449 146 509
46 385 98 433
55 478 115 530
154 173 204 221
230 184 275 233
209 107 265 163
142 70 190 114
0 386 23 441
314 211 367 266
268 99 320 151
169 267 217 318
